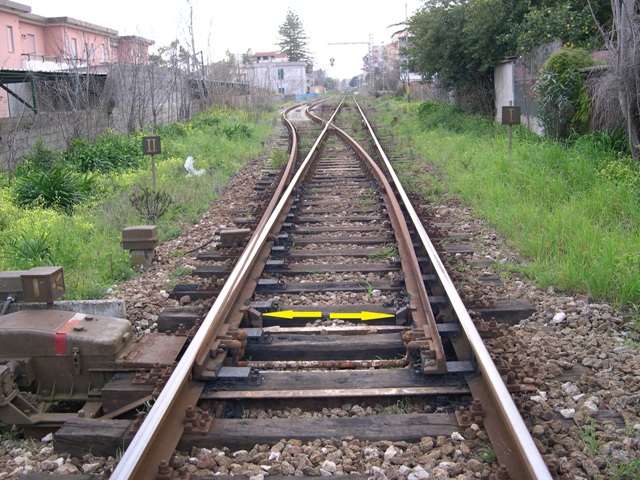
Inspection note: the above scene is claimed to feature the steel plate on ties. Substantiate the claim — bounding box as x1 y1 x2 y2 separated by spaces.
119 334 187 368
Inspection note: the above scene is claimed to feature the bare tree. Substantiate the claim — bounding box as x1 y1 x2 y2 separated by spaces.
24 30 112 144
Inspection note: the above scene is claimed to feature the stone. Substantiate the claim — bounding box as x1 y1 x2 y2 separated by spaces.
371 466 388 480
408 465 431 480
384 445 400 461
553 312 567 324
81 463 102 474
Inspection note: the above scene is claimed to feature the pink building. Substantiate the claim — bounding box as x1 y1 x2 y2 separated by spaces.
0 0 153 116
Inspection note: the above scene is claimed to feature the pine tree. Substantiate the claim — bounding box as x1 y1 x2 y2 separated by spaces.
277 9 313 72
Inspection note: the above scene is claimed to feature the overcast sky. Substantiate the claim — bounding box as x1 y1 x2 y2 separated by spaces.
24 0 424 79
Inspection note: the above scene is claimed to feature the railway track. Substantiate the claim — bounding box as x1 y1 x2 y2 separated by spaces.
0 97 552 479
113 97 551 479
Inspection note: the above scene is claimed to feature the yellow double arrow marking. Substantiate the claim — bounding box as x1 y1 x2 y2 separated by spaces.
263 310 394 321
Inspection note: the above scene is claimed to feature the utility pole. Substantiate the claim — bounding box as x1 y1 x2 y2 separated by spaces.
328 39 371 89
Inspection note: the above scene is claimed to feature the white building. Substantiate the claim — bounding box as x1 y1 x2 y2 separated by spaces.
241 51 307 96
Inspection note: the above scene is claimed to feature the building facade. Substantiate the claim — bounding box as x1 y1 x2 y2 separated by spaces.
241 51 306 96
0 0 153 117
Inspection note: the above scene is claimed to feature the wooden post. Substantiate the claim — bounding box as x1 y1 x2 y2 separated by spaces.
501 103 521 157
142 135 162 189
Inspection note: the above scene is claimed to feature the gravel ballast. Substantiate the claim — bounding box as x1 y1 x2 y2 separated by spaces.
1 131 639 480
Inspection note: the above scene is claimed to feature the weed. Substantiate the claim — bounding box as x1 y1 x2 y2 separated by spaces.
169 266 193 278
135 398 155 415
395 397 411 413
357 197 376 207
129 187 173 222
369 247 398 259
456 261 469 272
0 424 13 440
477 444 497 463
0 106 273 299
171 249 185 257
270 150 290 169
577 418 603 455
15 139 63 174
361 281 374 296
608 457 640 480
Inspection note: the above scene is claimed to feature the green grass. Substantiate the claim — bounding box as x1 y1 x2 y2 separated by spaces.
477 443 497 463
368 247 398 259
577 418 603 455
383 99 640 307
0 107 275 299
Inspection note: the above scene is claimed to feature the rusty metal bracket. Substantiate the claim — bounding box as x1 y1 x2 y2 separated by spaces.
455 399 486 428
182 405 212 434
132 364 174 385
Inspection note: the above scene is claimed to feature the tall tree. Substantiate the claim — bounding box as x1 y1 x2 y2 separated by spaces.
610 0 640 159
277 9 313 73
407 0 527 114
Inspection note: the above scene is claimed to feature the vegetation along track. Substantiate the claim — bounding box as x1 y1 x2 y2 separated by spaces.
3 98 552 479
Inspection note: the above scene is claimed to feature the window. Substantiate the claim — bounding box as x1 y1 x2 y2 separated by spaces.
6 26 14 52
85 42 95 62
100 44 106 63
71 38 77 58
278 87 285 94
26 34 36 54
277 68 284 80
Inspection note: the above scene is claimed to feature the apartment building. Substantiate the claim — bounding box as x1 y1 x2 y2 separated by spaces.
0 0 153 117
240 51 307 96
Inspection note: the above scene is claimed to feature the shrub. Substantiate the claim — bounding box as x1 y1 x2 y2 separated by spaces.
15 140 63 175
154 121 193 138
129 187 174 222
578 128 630 156
220 122 252 140
596 156 640 196
190 111 222 129
13 167 95 215
65 132 143 173
2 231 55 268
533 48 594 139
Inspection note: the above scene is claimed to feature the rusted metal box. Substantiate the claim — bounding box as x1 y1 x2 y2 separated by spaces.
20 266 65 303
0 270 25 293
219 228 251 247
122 225 159 250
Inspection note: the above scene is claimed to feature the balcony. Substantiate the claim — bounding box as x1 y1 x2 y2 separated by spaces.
22 53 89 72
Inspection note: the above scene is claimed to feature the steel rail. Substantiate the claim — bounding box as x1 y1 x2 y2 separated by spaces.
352 97 552 480
111 100 345 479
305 101 446 373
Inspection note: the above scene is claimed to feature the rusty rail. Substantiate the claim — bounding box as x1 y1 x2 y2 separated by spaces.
352 97 551 480
305 104 446 374
111 100 345 479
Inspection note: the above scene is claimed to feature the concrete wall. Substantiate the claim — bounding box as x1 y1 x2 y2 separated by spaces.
494 59 542 134
0 64 205 173
494 61 515 123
